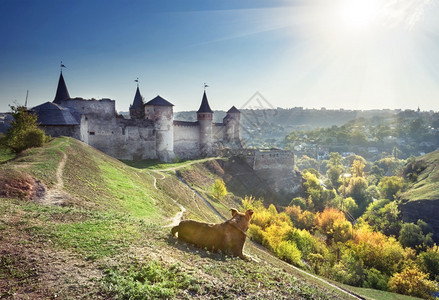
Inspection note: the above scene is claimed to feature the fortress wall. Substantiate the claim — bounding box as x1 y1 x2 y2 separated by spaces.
212 124 225 143
174 124 200 159
252 150 295 171
85 118 156 160
59 98 116 118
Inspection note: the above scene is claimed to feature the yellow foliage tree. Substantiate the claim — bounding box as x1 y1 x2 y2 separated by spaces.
212 179 227 200
388 268 438 298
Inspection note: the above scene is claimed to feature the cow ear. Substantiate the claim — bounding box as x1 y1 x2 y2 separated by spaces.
246 209 254 218
231 208 238 216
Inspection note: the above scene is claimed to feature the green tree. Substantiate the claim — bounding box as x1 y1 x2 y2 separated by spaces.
351 159 365 178
212 179 227 200
399 221 434 252
326 167 342 189
361 199 402 236
328 152 343 169
378 176 404 200
5 105 48 153
343 177 370 216
418 248 439 281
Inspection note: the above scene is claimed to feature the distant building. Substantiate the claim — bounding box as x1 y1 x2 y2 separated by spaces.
31 72 243 161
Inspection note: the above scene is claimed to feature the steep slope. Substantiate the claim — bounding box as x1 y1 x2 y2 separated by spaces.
0 137 415 299
399 150 439 240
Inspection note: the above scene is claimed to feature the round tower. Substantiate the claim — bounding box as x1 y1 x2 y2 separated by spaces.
197 91 213 156
224 106 242 147
144 95 175 162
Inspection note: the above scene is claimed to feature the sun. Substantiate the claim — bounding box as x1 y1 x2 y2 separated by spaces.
337 0 381 33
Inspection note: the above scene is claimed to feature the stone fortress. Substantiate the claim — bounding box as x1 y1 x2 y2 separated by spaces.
32 72 242 162
28 70 300 198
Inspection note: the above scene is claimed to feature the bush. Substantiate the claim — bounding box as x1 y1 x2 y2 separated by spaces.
399 221 434 252
212 179 227 200
247 224 264 244
290 197 306 210
418 248 439 281
5 105 48 153
276 240 302 266
363 268 389 290
387 268 438 299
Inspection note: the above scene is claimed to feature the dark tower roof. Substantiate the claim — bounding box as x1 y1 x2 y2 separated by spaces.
144 95 174 106
131 86 144 108
32 102 79 125
197 91 213 113
227 106 240 113
53 72 70 104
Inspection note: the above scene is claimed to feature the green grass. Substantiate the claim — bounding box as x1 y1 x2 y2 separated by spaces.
340 284 422 300
101 260 201 299
0 145 15 163
122 159 192 170
401 151 439 202
46 214 157 260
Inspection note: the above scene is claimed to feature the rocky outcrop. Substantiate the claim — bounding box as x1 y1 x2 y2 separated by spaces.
400 199 439 242
206 156 302 206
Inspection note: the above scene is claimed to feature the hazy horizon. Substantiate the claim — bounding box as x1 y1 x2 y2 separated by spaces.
1 0 438 113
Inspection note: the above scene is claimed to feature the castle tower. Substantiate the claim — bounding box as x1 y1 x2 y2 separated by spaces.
53 71 70 104
197 91 213 156
144 95 176 162
129 86 145 119
224 106 242 147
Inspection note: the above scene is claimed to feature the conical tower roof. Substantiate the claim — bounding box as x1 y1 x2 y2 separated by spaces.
131 86 144 108
197 91 213 113
227 106 240 113
53 72 70 104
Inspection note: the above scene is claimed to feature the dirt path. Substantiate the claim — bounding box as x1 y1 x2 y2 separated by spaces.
38 152 71 205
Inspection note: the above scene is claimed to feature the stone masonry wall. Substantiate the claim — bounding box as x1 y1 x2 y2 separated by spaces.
173 124 200 159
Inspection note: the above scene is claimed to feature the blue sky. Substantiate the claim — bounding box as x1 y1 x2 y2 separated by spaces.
1 0 439 112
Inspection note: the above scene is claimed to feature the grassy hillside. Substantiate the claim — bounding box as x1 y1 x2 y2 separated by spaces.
400 150 439 202
0 137 419 299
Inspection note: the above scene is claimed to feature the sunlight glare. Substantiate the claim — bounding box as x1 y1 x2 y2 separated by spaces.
338 0 381 32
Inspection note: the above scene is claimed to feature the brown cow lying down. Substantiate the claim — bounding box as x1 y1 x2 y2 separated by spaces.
171 208 254 260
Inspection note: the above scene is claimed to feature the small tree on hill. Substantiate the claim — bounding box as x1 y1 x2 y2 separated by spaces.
212 179 227 200
5 105 48 153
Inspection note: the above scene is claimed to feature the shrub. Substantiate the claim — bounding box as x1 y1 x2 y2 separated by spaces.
399 221 434 252
276 240 302 266
378 176 404 201
212 179 227 200
418 248 439 281
262 222 292 252
363 268 389 291
247 224 264 244
5 105 48 153
387 268 438 299
290 197 306 210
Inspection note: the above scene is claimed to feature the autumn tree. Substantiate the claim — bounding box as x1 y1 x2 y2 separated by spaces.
212 179 227 200
388 268 438 298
